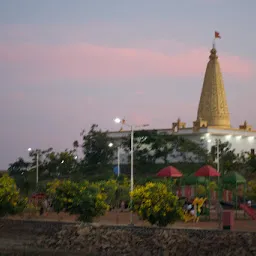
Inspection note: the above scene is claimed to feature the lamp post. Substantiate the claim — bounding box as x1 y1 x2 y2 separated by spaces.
216 139 220 174
109 142 120 177
28 147 39 185
114 117 149 225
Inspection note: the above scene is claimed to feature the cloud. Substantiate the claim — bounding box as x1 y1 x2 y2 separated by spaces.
0 42 253 85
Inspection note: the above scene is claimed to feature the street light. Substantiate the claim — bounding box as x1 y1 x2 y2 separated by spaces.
109 142 120 177
28 147 39 185
114 117 149 225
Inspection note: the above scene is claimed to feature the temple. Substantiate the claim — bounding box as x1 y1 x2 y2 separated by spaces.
194 47 230 129
108 44 256 162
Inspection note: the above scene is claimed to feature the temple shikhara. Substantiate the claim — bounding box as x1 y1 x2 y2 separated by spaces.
109 40 256 162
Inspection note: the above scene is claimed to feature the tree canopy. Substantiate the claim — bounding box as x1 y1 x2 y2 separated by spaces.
8 124 256 191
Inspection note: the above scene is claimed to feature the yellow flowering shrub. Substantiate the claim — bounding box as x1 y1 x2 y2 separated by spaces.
0 174 27 217
46 179 80 213
131 182 183 227
71 184 109 222
46 179 109 222
46 179 62 196
95 179 129 209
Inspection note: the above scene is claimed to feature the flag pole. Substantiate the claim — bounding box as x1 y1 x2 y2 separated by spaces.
212 32 216 49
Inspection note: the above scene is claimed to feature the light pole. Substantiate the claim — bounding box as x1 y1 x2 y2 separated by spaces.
28 147 39 185
114 117 149 225
216 139 220 173
109 142 120 176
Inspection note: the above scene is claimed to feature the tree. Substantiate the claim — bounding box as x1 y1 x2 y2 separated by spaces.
81 124 115 167
131 182 183 227
121 130 157 164
0 174 27 217
152 133 177 164
121 131 208 165
8 157 30 176
243 152 256 177
175 137 208 163
209 140 240 175
36 148 79 178
73 140 79 149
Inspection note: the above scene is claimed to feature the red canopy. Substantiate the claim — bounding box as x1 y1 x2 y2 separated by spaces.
194 165 220 177
157 166 183 178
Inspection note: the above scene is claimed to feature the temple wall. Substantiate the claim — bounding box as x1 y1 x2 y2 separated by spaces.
202 134 256 153
110 131 256 165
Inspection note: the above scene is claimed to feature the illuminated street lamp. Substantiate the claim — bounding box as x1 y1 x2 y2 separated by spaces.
28 147 39 185
109 142 120 177
114 117 149 225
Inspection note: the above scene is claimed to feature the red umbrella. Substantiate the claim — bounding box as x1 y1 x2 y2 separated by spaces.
157 166 183 178
194 165 220 177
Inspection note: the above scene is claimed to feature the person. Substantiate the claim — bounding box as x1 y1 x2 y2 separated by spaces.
187 203 193 212
190 207 195 216
247 200 252 207
183 200 188 210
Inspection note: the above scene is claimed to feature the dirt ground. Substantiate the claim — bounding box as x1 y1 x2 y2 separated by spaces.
6 210 256 232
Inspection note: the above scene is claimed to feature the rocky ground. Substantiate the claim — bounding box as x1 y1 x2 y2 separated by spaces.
1 219 256 255
27 224 256 256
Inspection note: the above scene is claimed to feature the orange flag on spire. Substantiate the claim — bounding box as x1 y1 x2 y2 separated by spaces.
215 31 221 39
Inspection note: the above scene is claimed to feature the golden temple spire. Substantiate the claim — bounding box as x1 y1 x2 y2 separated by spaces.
196 46 231 128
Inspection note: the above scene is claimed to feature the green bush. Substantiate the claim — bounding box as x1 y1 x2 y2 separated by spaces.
131 182 183 227
46 179 109 222
0 174 27 217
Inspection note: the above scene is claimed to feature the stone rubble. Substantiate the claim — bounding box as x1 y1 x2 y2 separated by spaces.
27 224 256 256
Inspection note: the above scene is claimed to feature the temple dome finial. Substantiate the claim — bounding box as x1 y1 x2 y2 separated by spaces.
196 46 230 128
210 47 218 60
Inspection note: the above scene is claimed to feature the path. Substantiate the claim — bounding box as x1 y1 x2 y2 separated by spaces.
6 211 256 231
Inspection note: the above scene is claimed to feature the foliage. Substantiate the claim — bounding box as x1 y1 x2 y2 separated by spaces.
208 181 218 191
95 178 130 209
44 149 79 177
0 174 27 217
8 157 30 176
46 179 109 222
70 183 109 222
8 123 256 187
195 181 218 196
25 202 39 215
196 185 206 196
131 182 183 227
122 130 208 165
247 180 256 201
81 124 115 167
209 140 241 175
47 179 80 213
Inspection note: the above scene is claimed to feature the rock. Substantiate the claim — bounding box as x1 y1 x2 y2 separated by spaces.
30 224 256 255
77 227 90 236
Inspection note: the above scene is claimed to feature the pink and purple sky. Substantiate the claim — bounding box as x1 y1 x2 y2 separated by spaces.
1 0 255 169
